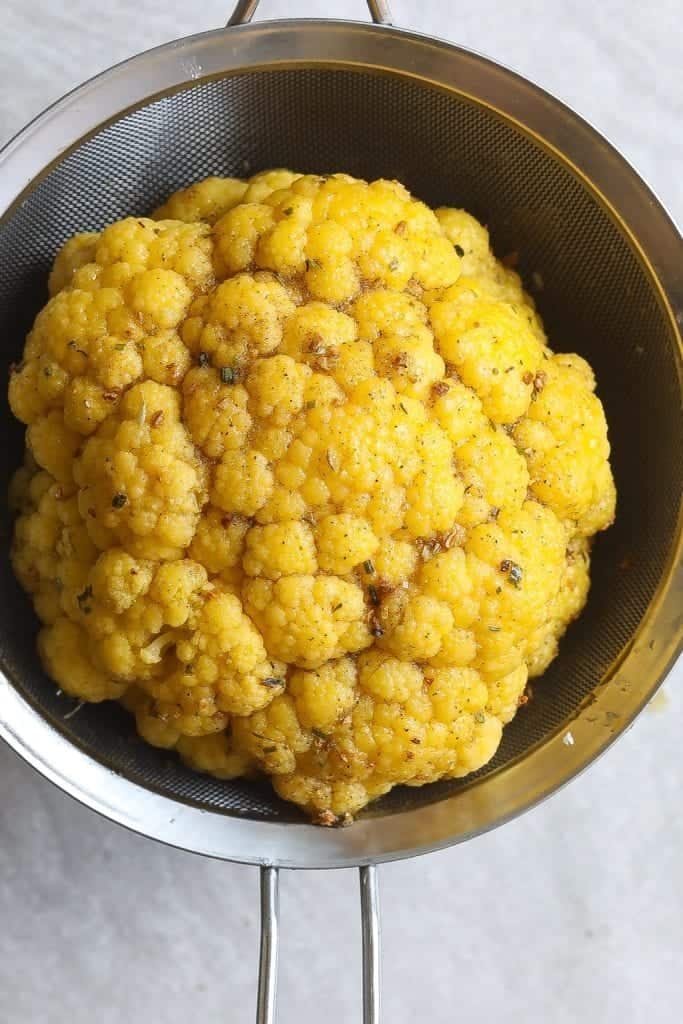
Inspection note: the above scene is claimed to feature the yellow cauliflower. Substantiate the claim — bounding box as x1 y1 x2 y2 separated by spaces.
8 170 615 823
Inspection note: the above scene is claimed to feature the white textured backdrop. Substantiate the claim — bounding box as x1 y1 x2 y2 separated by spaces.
1 2 681 1022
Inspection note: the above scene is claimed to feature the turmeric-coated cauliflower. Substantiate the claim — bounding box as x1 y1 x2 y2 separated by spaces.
8 169 615 822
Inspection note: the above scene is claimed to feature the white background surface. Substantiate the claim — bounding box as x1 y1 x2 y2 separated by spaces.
1 2 681 1022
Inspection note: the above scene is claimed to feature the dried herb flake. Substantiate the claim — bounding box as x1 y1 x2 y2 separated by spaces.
499 559 523 587
76 585 93 613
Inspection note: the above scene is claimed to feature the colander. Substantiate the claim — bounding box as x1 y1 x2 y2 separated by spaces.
1 1 682 1021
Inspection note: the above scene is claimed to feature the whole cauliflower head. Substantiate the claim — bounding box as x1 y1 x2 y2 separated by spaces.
8 170 615 822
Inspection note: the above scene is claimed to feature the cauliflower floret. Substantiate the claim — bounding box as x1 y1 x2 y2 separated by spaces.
10 465 110 628
153 177 248 225
243 574 372 669
182 366 252 459
429 290 544 424
40 617 128 701
48 232 100 296
243 521 318 578
10 218 213 441
9 168 615 822
241 652 503 819
176 732 254 779
159 583 288 718
74 381 208 560
513 353 616 535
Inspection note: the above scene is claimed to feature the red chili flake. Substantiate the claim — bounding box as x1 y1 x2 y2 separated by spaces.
150 409 165 427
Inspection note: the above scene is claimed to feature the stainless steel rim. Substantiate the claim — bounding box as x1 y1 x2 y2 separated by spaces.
0 17 681 870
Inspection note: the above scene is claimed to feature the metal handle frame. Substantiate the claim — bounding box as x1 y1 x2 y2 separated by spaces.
228 2 388 1019
257 865 381 1023
228 0 393 27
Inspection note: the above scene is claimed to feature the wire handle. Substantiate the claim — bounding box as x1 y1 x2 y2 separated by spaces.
228 0 389 1010
228 0 392 26
256 867 280 1024
256 864 381 1023
359 865 382 1022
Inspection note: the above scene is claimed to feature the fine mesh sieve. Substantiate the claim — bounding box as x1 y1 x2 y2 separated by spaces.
0 2 681 1021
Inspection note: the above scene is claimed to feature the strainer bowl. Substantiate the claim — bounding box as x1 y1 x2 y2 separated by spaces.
1 2 681 1020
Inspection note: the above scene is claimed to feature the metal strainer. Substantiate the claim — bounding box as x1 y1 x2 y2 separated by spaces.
0 2 681 1020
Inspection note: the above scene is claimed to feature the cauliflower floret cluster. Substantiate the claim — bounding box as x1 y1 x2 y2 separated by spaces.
8 169 615 823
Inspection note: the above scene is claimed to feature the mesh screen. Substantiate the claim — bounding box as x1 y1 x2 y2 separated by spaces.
0 67 680 823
